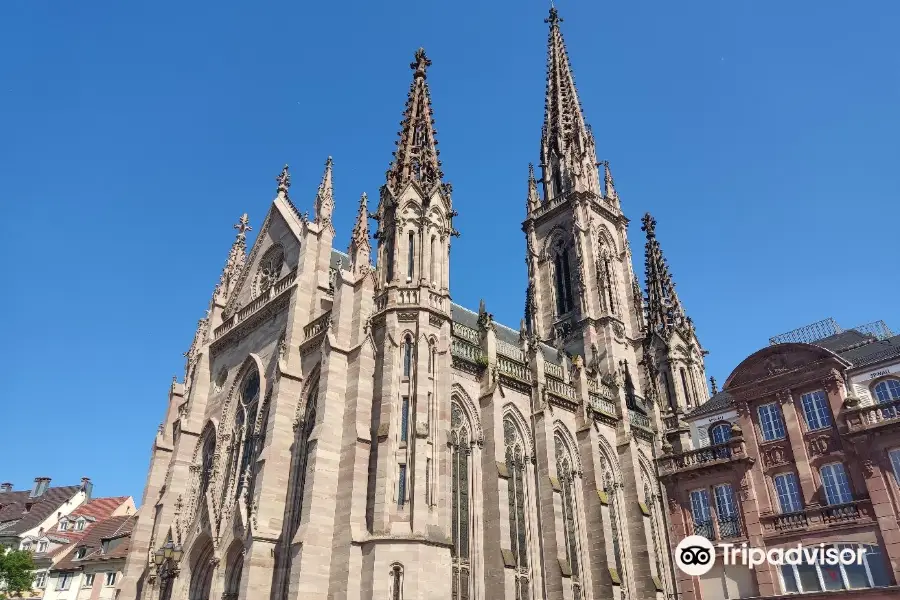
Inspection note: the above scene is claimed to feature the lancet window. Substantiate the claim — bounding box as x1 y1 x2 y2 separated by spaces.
222 372 261 504
553 243 574 315
198 431 216 501
407 231 415 280
504 414 530 600
403 336 414 377
288 381 318 539
645 481 667 593
450 402 471 600
555 433 583 600
603 469 626 595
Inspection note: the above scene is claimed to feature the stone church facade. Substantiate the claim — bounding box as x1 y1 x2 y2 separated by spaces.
120 8 710 600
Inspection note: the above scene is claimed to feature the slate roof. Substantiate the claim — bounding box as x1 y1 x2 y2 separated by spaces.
450 302 561 366
687 330 900 419
52 514 135 571
0 485 82 536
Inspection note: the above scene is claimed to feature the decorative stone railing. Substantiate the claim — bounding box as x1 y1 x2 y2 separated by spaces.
662 414 681 431
629 410 653 431
759 500 875 537
658 439 749 477
546 376 577 401
587 378 598 393
498 356 532 382
588 392 618 418
374 292 388 312
451 338 484 365
303 312 332 340
452 322 480 345
545 362 564 380
213 269 297 340
397 289 418 305
496 340 525 363
428 291 444 311
845 398 900 434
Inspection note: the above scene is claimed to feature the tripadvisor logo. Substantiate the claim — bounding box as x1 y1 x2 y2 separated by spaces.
674 536 867 576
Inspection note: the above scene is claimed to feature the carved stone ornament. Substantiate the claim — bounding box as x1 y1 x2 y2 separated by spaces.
765 354 788 376
861 459 876 478
762 444 789 468
844 395 861 408
776 389 793 405
807 435 833 456
612 320 625 340
739 475 753 501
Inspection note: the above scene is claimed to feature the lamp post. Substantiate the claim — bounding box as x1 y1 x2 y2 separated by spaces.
151 541 183 600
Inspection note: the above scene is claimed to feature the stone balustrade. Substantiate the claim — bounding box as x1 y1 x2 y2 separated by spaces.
545 376 576 401
374 291 388 312
629 410 653 431
657 438 749 477
451 338 484 365
759 500 875 537
545 362 564 380
588 392 618 419
845 399 900 434
498 356 532 382
496 339 525 363
213 269 297 340
452 322 479 345
304 312 332 340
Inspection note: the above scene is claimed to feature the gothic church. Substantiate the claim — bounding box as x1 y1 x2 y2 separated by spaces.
121 8 710 600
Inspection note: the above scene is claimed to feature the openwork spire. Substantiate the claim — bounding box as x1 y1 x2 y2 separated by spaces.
276 164 291 197
349 192 372 275
603 160 618 201
526 163 541 212
314 156 335 226
642 213 690 338
385 48 444 195
540 7 600 199
214 214 251 305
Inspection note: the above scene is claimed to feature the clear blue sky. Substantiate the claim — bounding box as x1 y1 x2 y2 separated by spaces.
1 1 897 504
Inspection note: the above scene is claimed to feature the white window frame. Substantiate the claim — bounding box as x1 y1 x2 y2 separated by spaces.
778 543 885 593
37 541 48 553
773 472 803 514
710 422 731 445
105 571 116 586
889 448 900 486
76 518 86 531
58 520 68 531
85 573 95 587
758 402 786 441
800 390 832 431
57 572 72 591
34 571 47 588
820 462 854 505
873 379 900 403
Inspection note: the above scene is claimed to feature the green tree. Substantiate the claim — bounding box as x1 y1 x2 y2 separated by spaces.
0 549 35 594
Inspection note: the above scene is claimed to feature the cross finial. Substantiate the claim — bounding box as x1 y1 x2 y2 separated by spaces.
546 5 562 25
234 213 252 237
276 164 291 195
411 47 431 78
641 213 656 238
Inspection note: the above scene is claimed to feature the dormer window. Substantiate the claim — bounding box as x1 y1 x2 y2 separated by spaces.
76 519 86 531
38 541 48 553
75 548 86 559
58 520 68 531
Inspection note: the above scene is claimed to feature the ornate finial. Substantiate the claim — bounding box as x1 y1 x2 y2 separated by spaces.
276 165 290 196
526 163 541 212
545 6 562 25
641 213 656 238
710 376 718 396
315 156 335 226
349 192 372 275
234 213 251 238
411 47 431 78
603 161 617 200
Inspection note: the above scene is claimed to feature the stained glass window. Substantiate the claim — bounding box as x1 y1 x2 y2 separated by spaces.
403 337 413 377
451 403 471 599
555 434 581 587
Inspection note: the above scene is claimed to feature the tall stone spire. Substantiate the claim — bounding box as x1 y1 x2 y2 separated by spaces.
642 213 690 338
314 156 335 226
213 214 251 305
385 48 444 195
348 192 372 275
540 7 600 200
603 160 618 201
526 163 541 212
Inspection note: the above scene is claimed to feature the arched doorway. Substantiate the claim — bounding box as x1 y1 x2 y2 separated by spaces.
188 535 215 600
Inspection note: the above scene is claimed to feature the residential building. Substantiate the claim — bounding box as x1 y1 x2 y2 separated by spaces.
0 478 92 552
120 7 705 600
43 514 136 600
28 496 134 598
659 319 900 598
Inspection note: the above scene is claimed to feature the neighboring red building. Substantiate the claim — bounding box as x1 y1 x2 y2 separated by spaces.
659 320 900 599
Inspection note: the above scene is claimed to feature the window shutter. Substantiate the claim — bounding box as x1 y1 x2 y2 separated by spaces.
697 428 710 448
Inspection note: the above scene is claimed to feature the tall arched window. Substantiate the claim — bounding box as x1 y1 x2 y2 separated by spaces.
403 336 414 377
450 402 471 600
645 482 666 593
604 469 626 595
288 382 319 542
228 373 261 501
247 400 270 500
874 379 900 403
504 415 530 600
710 422 731 446
428 339 435 374
407 231 415 280
430 235 437 284
598 247 618 316
199 432 216 501
555 433 583 600
680 368 693 408
554 248 574 315
385 232 395 282
390 563 404 600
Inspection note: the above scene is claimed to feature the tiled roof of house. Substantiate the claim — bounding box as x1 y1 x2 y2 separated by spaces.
32 497 131 561
686 390 734 419
0 485 82 536
52 514 135 571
